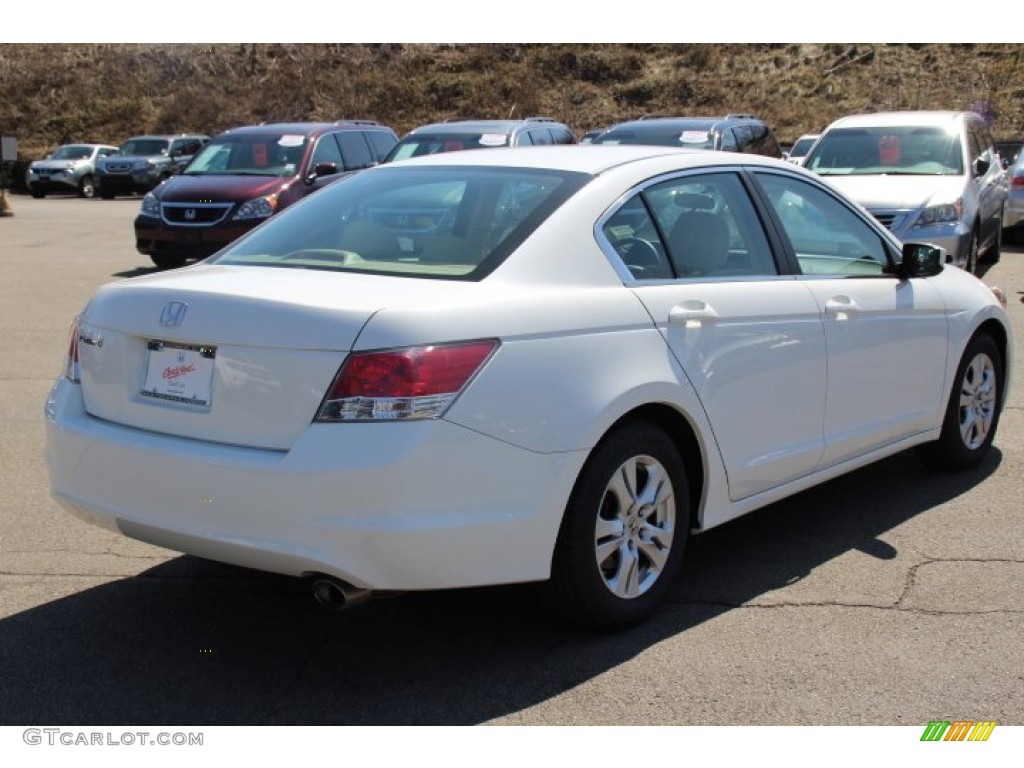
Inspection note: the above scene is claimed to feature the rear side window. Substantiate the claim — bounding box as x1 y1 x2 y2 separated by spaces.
601 172 778 279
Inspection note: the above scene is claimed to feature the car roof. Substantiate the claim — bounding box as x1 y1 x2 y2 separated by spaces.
375 143 793 176
407 119 564 135
223 121 389 137
825 111 975 130
125 134 209 141
604 116 767 132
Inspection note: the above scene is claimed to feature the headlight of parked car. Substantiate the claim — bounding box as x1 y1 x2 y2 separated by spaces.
232 195 279 221
139 193 160 218
913 199 963 228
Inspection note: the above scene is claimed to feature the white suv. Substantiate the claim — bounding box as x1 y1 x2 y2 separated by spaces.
804 111 1007 274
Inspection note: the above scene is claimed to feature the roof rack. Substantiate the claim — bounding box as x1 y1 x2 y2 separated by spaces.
523 117 556 123
724 113 758 120
333 120 381 126
636 114 677 120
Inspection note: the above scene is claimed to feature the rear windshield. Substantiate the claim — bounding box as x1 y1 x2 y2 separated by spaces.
386 132 511 161
184 133 309 176
805 126 964 176
119 138 171 156
788 137 817 157
211 165 590 280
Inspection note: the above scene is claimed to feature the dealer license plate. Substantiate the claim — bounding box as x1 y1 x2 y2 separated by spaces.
141 340 216 407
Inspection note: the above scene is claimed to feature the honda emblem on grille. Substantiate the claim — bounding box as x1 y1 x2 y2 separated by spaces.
185 208 197 221
160 301 189 327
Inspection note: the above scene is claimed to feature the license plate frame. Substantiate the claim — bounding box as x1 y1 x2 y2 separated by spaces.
140 340 217 407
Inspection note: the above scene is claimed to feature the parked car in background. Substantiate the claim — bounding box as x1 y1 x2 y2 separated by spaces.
47 146 1012 628
804 111 1007 274
96 134 210 199
134 121 398 269
784 133 819 165
579 127 608 144
385 118 575 161
591 114 783 157
1003 148 1024 243
25 143 119 198
995 139 1022 169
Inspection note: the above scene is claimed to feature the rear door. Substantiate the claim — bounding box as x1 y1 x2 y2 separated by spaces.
600 169 828 501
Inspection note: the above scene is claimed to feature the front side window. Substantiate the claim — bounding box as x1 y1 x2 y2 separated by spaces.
212 166 590 280
755 172 892 276
336 131 374 171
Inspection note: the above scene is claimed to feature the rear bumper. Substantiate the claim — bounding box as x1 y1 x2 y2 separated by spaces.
44 378 584 591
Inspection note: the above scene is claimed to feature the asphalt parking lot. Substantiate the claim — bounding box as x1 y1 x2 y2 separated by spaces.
1 192 1022 726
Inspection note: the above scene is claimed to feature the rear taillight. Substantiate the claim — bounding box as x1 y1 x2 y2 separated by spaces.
316 340 498 422
1012 173 1024 188
64 317 80 383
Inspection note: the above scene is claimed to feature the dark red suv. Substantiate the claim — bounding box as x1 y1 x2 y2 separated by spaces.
134 121 398 269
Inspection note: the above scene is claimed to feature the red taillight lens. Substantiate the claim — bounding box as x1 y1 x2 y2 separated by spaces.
317 340 498 421
64 316 80 383
1012 173 1024 188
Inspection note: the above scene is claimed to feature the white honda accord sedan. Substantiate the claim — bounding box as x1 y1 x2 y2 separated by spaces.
45 145 1012 627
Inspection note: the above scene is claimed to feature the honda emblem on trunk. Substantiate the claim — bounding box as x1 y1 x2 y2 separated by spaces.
160 301 188 327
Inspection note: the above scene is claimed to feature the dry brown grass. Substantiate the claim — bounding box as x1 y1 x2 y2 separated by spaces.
1 43 1023 160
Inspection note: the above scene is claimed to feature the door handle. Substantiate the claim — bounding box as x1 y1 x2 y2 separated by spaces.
824 295 860 319
669 301 719 327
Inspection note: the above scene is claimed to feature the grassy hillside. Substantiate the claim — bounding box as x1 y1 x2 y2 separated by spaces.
1 43 1023 161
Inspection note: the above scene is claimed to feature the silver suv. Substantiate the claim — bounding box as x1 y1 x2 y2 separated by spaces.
25 143 119 198
804 111 1008 274
96 134 210 199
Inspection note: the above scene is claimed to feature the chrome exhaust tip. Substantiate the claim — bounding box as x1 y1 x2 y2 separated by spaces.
311 576 372 611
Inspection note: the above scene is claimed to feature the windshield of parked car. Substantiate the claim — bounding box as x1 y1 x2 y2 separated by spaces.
805 126 964 176
183 134 309 176
592 127 716 149
385 132 511 162
50 145 93 160
788 136 817 158
211 166 591 279
119 138 171 156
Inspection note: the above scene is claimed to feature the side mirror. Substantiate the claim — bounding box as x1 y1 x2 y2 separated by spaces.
898 242 945 279
308 161 338 182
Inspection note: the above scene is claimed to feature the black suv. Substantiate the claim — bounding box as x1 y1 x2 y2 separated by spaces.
385 117 576 161
134 121 398 268
96 134 211 198
591 114 783 157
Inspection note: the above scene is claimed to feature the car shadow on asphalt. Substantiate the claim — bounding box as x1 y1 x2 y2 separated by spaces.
0 448 1001 725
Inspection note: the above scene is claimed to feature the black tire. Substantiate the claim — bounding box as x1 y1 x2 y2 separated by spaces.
545 420 690 629
30 189 45 199
981 211 1002 265
919 333 1003 471
964 227 979 275
78 174 96 199
149 253 187 270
